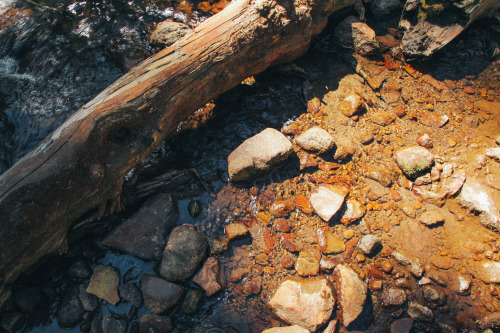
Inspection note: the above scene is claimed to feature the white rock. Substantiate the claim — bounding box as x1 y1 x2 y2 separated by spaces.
395 146 434 178
296 127 335 154
458 178 500 230
485 148 500 161
475 261 500 283
457 275 471 293
310 185 350 221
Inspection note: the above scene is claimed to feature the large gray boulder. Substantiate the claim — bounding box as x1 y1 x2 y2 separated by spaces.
227 128 293 183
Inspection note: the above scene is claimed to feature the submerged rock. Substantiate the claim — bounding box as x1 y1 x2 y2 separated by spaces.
118 284 142 308
341 94 364 117
310 185 349 221
407 300 433 322
379 287 406 307
369 0 402 18
392 251 424 278
86 266 120 305
141 274 183 314
227 128 293 183
395 146 434 178
159 225 207 281
475 260 500 283
295 127 335 154
295 246 322 276
102 193 178 260
181 289 203 314
0 312 26 332
268 276 335 332
67 260 92 279
341 198 366 224
334 264 367 327
102 316 127 333
477 312 500 330
317 228 345 254
192 257 225 296
225 222 249 240
139 314 172 333
57 285 85 329
389 318 413 333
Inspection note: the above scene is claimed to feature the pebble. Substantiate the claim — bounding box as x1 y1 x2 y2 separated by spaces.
319 257 343 271
333 137 356 160
358 132 374 144
357 234 381 255
295 127 336 154
317 228 345 254
369 280 383 290
274 218 291 232
418 211 445 226
458 178 500 229
395 146 434 178
192 257 225 297
209 237 229 256
225 222 249 240
457 275 471 293
79 284 98 312
270 200 295 217
295 246 321 276
138 314 172 333
67 260 92 279
182 289 203 314
341 199 366 224
431 255 454 270
187 199 202 218
389 318 413 333
227 128 293 182
392 251 424 278
334 264 367 327
343 230 355 239
268 276 335 332
341 94 364 117
407 301 433 322
86 265 120 305
351 22 380 55
474 260 500 283
262 326 310 333
281 256 295 269
102 316 127 333
57 286 85 329
476 312 500 329
159 225 208 281
379 287 407 307
371 110 396 126
310 184 349 221
422 285 447 306
416 133 432 148
141 274 183 314
118 283 142 308
485 147 500 161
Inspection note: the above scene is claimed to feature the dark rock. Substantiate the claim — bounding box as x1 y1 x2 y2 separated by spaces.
209 237 229 256
119 284 142 308
369 0 402 18
102 193 179 260
141 274 183 314
422 285 447 306
0 312 26 332
67 260 93 279
334 16 379 55
379 287 406 307
102 316 127 333
159 225 208 281
477 311 500 329
86 266 120 305
139 314 172 333
14 286 41 312
389 318 413 333
182 289 203 314
57 286 85 329
188 199 202 218
149 21 191 47
407 300 433 322
79 284 98 312
90 315 103 333
192 257 225 297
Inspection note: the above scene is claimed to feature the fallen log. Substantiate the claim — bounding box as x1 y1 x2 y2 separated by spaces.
0 0 354 305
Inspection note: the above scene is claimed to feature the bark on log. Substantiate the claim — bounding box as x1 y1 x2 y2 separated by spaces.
0 0 354 305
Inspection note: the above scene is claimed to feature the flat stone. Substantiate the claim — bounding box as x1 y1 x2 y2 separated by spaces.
431 255 454 270
270 200 295 217
418 112 448 127
459 178 500 230
295 246 321 276
192 257 225 297
334 264 367 327
268 276 335 332
418 211 445 226
341 94 364 117
141 274 183 314
365 164 393 187
227 128 293 182
379 287 406 307
102 193 178 260
139 314 172 333
457 275 472 293
371 110 395 126
333 137 356 160
149 21 190 47
407 301 433 322
357 235 381 255
118 283 142 308
389 318 413 333
159 225 208 281
310 185 349 221
86 266 120 305
395 146 434 178
225 222 249 240
249 223 274 254
295 127 335 154
475 260 500 283
262 326 310 333
317 228 345 254
416 133 432 148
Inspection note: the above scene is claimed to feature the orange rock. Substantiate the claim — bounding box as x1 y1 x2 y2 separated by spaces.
211 1 227 13
269 200 295 217
318 162 341 171
308 97 321 113
431 256 454 270
197 1 212 12
317 228 345 254
394 106 406 118
225 222 249 241
295 195 314 214
463 86 476 95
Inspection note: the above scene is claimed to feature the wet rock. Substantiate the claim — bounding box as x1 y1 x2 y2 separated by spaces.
369 280 383 291
357 235 381 255
389 318 413 333
275 218 291 232
459 178 500 230
414 173 432 186
310 184 349 221
282 256 296 269
317 228 345 254
371 110 395 126
323 319 338 333
416 133 432 149
268 276 335 332
79 284 98 312
426 269 447 286
352 22 380 55
422 285 447 306
379 287 406 307
407 301 433 322
209 237 229 256
159 225 208 281
102 193 179 260
225 222 249 240
456 275 471 293
341 94 364 117
395 146 434 178
141 274 183 314
475 260 500 283
295 246 321 276
320 257 343 271
102 316 127 333
181 289 203 314
341 198 366 224
333 137 356 160
418 211 445 226
249 223 274 254
118 284 142 308
299 153 318 170
14 286 41 312
335 264 367 327
392 251 424 278
192 257 225 297
262 326 310 333
369 0 402 18
67 260 92 279
418 112 448 127
138 314 172 333
149 21 191 47
187 199 202 218
270 200 295 217
86 266 120 305
227 128 293 182
295 127 335 154
57 286 85 329
477 312 500 329
0 312 26 332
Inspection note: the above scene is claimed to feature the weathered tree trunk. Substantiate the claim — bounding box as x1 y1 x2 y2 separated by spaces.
0 0 353 305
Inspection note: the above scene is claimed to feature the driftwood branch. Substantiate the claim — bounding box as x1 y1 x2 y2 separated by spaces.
0 0 353 304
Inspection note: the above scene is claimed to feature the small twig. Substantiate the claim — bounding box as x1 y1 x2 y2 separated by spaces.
190 168 217 197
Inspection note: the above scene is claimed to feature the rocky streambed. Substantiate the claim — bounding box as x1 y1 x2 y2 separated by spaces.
1 1 500 333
